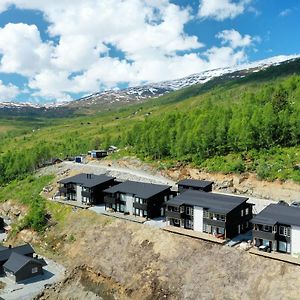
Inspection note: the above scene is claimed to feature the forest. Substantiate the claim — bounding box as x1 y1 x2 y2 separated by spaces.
126 75 300 180
0 71 300 187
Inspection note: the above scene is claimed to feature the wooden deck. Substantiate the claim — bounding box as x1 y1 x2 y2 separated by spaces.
249 248 300 265
163 226 227 244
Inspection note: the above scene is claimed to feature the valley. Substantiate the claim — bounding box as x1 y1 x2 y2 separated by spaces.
0 55 300 299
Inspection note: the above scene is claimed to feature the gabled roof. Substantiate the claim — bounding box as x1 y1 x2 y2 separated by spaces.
178 179 214 189
58 173 115 188
103 181 171 199
0 244 35 262
251 204 300 226
166 190 248 214
3 252 43 274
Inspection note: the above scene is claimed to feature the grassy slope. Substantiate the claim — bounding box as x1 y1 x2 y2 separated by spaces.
1 58 300 182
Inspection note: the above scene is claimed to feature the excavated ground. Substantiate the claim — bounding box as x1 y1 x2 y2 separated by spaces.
32 209 300 300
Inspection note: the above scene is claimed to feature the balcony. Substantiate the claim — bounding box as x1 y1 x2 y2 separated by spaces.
252 229 276 241
203 218 225 227
81 190 92 198
104 196 118 205
166 210 184 219
59 186 75 194
133 202 148 210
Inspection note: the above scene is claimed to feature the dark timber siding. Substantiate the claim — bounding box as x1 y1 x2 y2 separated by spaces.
5 261 43 282
225 202 253 239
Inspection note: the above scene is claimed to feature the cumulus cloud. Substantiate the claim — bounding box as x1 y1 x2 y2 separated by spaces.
217 29 254 49
0 1 257 102
0 23 52 76
198 0 251 21
0 80 20 100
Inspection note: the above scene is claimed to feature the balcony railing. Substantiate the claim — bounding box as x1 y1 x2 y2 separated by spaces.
59 187 75 194
81 190 92 198
104 196 118 205
133 202 148 210
165 210 184 219
252 229 276 240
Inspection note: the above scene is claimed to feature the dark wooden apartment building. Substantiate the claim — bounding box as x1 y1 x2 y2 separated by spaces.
252 204 300 256
165 190 252 239
177 179 214 193
58 173 116 205
103 180 173 218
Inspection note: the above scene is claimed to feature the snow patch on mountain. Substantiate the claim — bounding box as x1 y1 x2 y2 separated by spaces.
0 54 299 110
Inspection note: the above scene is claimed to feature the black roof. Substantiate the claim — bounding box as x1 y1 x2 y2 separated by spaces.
178 179 214 188
166 190 248 214
0 244 35 262
3 252 43 274
252 204 300 226
103 181 171 199
58 173 115 188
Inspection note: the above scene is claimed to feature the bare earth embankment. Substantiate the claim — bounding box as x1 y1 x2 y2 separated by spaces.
34 210 300 300
32 158 300 299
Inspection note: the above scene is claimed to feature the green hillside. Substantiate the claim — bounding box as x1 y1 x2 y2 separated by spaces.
1 59 300 184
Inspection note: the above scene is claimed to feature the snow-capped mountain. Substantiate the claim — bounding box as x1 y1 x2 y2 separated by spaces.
64 54 300 109
0 54 299 113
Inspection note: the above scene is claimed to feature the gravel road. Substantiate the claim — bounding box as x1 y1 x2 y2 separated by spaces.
39 160 277 213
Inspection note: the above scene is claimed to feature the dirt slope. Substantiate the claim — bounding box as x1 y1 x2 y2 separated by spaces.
34 210 300 300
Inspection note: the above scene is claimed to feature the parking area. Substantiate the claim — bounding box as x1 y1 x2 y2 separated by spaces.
89 205 167 227
0 258 65 300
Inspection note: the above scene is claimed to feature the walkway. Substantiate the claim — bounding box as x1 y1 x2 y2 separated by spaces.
249 248 300 266
163 226 227 244
89 205 145 223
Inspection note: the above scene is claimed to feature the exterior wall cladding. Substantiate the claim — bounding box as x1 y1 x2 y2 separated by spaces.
252 223 292 253
166 202 253 239
59 180 116 205
104 190 172 219
8 262 44 282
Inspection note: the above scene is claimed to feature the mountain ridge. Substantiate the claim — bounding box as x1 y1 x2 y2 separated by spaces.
0 54 299 115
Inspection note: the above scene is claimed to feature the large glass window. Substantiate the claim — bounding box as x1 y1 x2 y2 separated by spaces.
279 226 291 237
186 206 193 216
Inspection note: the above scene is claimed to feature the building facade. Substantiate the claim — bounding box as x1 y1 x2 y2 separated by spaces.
58 173 116 205
165 190 252 239
252 204 300 256
104 181 173 219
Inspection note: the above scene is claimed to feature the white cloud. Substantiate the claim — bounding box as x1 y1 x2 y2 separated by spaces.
0 1 257 102
217 29 254 49
198 0 251 21
205 47 247 69
279 9 292 17
0 23 52 76
0 80 19 100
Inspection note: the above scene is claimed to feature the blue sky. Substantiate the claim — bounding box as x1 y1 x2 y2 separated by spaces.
0 0 299 104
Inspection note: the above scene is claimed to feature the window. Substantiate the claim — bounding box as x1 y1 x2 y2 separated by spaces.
180 206 184 213
241 210 244 217
245 208 249 215
272 226 277 233
185 219 193 229
32 267 38 274
174 219 180 225
186 206 193 216
279 226 290 237
203 211 209 218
